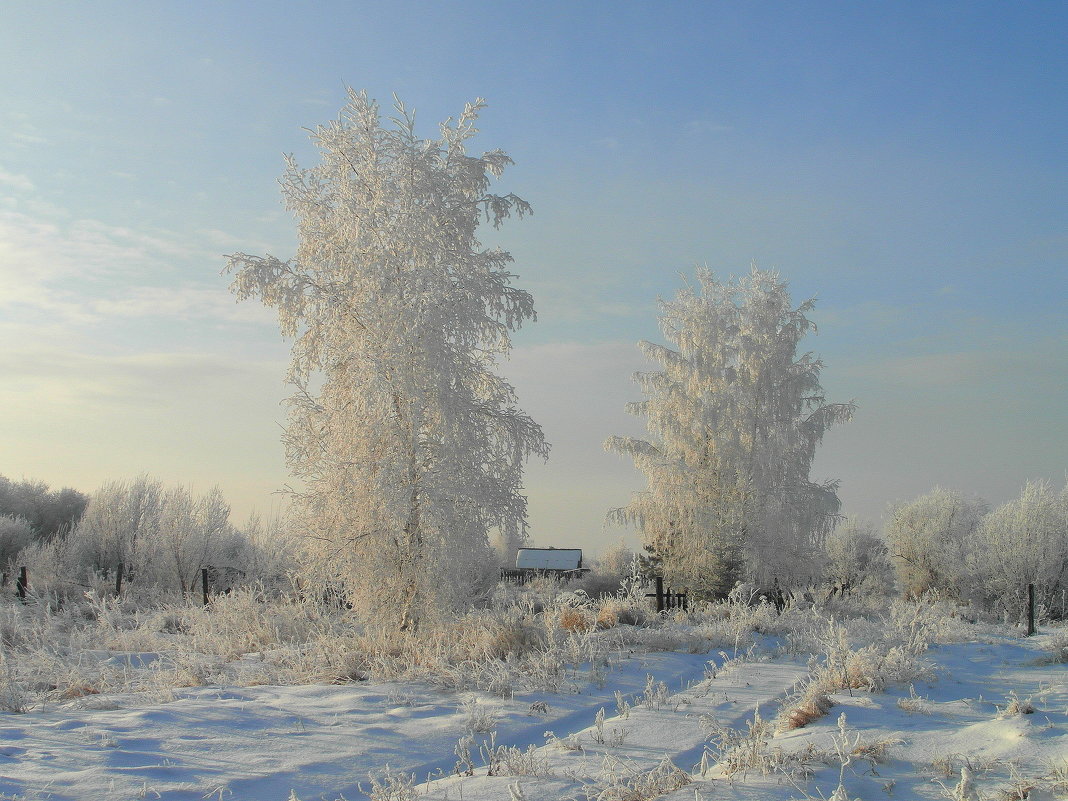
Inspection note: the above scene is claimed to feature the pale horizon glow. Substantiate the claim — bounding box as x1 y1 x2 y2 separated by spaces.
2 3 1066 556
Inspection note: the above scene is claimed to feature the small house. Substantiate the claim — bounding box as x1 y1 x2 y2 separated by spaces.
502 547 588 583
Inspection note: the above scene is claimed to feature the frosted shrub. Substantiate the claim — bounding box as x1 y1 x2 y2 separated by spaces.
362 767 417 801
0 652 30 713
823 518 892 596
777 679 834 732
881 596 979 649
460 697 498 733
481 610 547 661
639 675 670 711
966 480 1068 620
687 587 787 651
994 690 1035 719
582 756 690 801
0 515 35 572
885 488 985 600
595 596 647 629
702 707 782 777
544 591 596 639
776 615 935 731
897 685 932 714
181 588 343 660
483 734 554 777
1037 627 1068 664
2 558 877 708
559 606 595 633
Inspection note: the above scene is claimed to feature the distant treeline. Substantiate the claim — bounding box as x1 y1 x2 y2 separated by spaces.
0 474 89 568
0 474 88 539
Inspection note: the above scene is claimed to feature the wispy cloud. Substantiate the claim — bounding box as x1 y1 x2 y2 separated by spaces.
3 113 48 148
0 167 35 192
0 209 275 327
88 285 276 325
0 346 284 410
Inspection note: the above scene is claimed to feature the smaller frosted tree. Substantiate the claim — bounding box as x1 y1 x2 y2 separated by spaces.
157 485 235 597
64 477 238 599
823 518 891 595
884 487 986 599
606 266 853 595
966 480 1068 617
68 475 163 582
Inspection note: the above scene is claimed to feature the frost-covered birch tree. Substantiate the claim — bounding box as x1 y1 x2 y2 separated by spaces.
606 267 854 595
965 480 1067 615
226 90 547 628
884 487 985 600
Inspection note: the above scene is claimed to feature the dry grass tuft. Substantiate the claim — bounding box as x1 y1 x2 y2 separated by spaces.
897 684 932 714
995 691 1035 719
582 756 691 801
559 606 595 633
777 684 834 731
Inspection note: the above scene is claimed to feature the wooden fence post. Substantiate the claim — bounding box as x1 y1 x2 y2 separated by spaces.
1026 583 1036 636
201 567 210 606
16 566 28 602
115 562 124 596
645 577 666 612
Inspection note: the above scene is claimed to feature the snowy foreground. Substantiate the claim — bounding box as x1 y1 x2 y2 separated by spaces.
2 623 1066 801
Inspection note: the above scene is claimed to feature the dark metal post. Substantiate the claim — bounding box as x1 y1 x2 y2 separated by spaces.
16 566 28 602
115 562 124 596
201 567 210 606
1026 583 1036 636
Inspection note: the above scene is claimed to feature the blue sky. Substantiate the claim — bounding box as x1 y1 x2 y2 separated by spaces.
2 2 1065 552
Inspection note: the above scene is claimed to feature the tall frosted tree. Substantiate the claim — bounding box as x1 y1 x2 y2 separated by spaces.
606 267 854 595
226 91 547 628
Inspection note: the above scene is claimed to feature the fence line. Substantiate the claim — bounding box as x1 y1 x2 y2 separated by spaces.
645 576 688 613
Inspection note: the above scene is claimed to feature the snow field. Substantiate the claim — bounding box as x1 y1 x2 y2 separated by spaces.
388 628 1067 801
0 649 724 800
1 591 1066 801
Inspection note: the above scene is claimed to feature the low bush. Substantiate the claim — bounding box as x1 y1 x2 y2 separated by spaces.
776 608 938 732
581 756 690 801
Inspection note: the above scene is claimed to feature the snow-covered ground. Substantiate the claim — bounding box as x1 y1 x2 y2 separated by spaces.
2 620 1065 801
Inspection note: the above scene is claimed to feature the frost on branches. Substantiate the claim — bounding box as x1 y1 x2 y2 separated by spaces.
606 267 854 596
226 91 548 628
